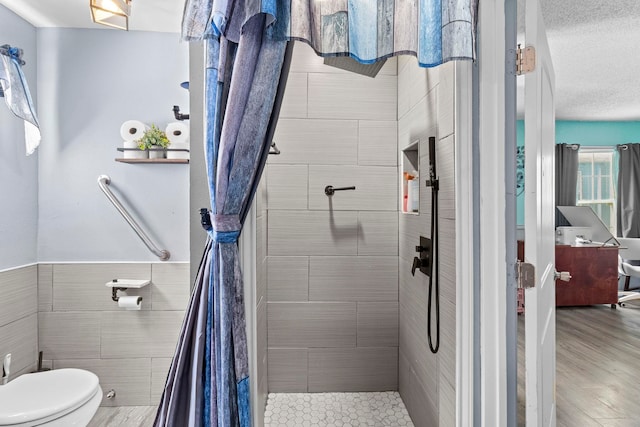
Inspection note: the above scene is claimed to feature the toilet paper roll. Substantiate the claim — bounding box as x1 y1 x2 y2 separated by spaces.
123 140 148 159
165 122 190 144
167 142 190 160
118 296 142 310
120 120 148 141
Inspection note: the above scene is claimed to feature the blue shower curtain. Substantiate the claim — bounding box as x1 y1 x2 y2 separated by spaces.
154 4 291 426
157 1 476 425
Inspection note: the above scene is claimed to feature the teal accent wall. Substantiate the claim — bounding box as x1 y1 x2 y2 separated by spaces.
516 120 640 225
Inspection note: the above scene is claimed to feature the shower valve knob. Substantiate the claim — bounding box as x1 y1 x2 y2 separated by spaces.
411 257 422 276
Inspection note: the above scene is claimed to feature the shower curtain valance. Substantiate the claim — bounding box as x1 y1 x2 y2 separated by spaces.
182 0 477 67
0 44 41 155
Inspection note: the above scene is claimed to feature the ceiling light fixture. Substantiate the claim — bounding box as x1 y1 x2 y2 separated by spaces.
90 0 131 31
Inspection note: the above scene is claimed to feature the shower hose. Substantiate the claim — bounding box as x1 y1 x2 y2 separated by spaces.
428 137 440 354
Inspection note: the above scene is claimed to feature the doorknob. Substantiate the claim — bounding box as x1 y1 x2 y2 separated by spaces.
554 270 571 282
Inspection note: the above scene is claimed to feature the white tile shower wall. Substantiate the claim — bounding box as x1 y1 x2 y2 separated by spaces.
266 41 399 393
0 265 38 377
256 175 269 421
397 58 457 427
37 262 189 406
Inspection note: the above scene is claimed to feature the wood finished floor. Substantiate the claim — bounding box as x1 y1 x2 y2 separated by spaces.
88 303 640 426
88 406 156 427
519 300 640 426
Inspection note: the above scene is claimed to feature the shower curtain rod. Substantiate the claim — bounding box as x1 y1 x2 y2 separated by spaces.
0 45 25 65
97 175 170 261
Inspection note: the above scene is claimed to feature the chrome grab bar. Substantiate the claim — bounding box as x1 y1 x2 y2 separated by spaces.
97 175 170 261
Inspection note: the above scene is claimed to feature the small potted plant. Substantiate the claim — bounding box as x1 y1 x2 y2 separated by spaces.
137 124 170 159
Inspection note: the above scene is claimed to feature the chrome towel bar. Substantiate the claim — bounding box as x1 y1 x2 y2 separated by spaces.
97 175 170 261
324 185 356 196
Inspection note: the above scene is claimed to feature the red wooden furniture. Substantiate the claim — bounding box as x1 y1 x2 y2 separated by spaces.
555 245 618 307
517 241 618 307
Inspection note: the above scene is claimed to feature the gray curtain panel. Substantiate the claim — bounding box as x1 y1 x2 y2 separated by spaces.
617 144 640 238
154 239 212 425
555 143 580 226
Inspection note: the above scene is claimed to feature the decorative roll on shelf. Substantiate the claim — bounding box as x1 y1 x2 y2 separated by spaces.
120 120 149 159
116 120 190 163
166 122 190 160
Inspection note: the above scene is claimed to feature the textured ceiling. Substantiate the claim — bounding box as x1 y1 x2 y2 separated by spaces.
518 0 640 120
1 0 638 120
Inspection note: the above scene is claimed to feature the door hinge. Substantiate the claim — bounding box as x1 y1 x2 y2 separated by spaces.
516 45 536 75
516 260 535 289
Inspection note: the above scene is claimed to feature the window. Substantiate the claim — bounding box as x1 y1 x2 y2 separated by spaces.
576 149 616 234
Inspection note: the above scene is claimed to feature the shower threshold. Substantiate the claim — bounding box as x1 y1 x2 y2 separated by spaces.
264 391 414 427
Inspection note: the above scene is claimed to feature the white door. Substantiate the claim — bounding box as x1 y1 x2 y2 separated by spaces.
523 0 557 425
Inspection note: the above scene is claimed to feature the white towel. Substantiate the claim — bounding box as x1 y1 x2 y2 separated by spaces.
0 50 41 155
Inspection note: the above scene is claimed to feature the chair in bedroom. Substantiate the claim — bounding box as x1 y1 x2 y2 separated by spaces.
617 237 640 305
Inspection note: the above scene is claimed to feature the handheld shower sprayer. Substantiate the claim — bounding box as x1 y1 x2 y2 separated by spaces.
425 136 440 354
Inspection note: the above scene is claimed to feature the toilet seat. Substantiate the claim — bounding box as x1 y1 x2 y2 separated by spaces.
0 368 100 426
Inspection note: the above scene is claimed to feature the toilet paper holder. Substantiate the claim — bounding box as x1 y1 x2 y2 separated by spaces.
105 279 150 302
111 287 129 302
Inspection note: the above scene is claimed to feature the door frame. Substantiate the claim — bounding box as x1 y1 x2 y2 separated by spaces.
455 59 476 427
469 0 518 426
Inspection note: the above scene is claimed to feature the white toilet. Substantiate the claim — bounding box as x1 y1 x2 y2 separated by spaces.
0 368 102 426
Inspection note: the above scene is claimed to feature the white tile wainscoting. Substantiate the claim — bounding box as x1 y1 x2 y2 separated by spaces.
0 262 189 407
0 265 38 378
39 262 189 406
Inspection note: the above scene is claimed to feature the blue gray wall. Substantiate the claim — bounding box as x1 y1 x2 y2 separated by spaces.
0 5 38 270
0 10 192 395
36 28 190 262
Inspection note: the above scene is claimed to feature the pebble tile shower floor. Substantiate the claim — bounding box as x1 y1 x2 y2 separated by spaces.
264 392 414 427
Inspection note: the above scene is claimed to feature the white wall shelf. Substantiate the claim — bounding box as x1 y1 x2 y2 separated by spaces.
115 158 189 164
115 147 189 164
105 279 150 288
